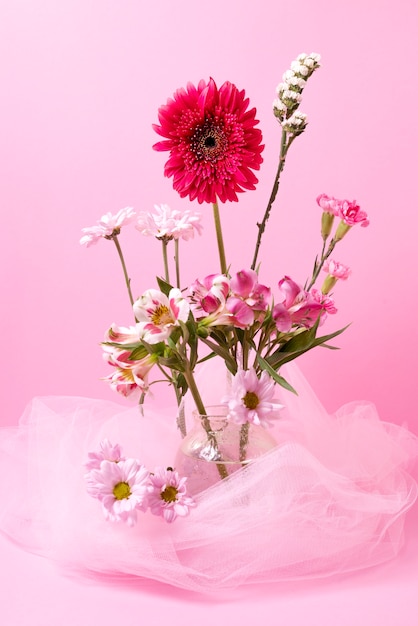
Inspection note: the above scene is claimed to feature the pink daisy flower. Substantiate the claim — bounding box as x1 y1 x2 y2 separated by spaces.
148 467 195 523
87 458 150 526
222 368 283 428
153 78 264 204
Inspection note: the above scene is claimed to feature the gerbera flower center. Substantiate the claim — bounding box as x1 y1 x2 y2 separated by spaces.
113 481 131 500
243 391 259 410
160 485 178 503
191 120 228 162
151 305 174 327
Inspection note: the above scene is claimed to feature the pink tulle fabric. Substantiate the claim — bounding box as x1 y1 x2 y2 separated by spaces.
0 363 417 593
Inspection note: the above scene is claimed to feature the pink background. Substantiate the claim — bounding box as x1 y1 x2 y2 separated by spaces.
1 1 418 624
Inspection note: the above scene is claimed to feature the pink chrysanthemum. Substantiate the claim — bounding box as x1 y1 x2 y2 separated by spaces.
153 78 264 204
87 458 150 526
85 439 125 472
222 368 283 428
148 467 196 523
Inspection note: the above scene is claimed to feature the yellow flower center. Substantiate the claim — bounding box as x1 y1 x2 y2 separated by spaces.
243 391 259 410
160 485 178 503
151 305 173 327
113 481 131 500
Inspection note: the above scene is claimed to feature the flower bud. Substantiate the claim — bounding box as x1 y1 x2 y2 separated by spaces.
321 275 337 295
334 221 352 241
321 211 335 240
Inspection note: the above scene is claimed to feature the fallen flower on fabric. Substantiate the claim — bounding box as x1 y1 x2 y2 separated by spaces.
85 439 125 471
87 458 150 526
148 467 196 523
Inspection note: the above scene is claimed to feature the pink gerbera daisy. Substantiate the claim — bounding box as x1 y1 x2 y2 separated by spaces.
148 467 195 523
153 78 264 204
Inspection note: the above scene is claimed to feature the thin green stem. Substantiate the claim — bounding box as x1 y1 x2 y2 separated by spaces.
162 239 170 284
112 234 135 309
183 365 229 480
251 131 294 270
212 201 227 275
306 237 338 291
174 238 180 288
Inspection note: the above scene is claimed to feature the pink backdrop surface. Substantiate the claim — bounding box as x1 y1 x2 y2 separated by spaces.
1 0 418 624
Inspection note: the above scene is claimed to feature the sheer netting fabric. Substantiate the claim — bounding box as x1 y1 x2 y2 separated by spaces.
0 363 417 593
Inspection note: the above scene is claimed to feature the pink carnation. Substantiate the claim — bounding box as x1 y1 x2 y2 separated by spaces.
273 276 326 331
323 259 351 280
317 194 369 227
337 199 369 227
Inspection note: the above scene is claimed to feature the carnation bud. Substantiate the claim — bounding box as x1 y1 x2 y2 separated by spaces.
321 212 335 240
321 275 338 295
334 221 352 241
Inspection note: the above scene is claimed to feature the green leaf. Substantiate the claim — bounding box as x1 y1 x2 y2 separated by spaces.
198 337 238 373
156 276 173 296
129 345 148 361
257 355 298 395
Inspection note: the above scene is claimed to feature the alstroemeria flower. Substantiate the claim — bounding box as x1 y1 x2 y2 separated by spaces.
222 368 283 427
105 323 144 345
189 274 230 318
87 458 150 526
133 288 190 344
273 276 326 331
80 207 137 247
102 357 153 398
226 268 271 327
148 467 196 523
136 204 203 242
153 78 264 204
230 269 271 314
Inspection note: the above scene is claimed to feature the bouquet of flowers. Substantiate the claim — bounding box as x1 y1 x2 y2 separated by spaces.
80 53 369 524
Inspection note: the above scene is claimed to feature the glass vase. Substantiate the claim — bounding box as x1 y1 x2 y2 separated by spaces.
174 405 277 495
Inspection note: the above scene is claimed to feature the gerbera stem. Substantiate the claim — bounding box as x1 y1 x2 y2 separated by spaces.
162 239 170 284
174 238 181 288
251 130 294 270
183 365 229 480
112 234 135 309
212 201 227 275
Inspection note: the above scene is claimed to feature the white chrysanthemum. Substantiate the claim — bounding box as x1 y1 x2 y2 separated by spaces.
80 207 136 247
